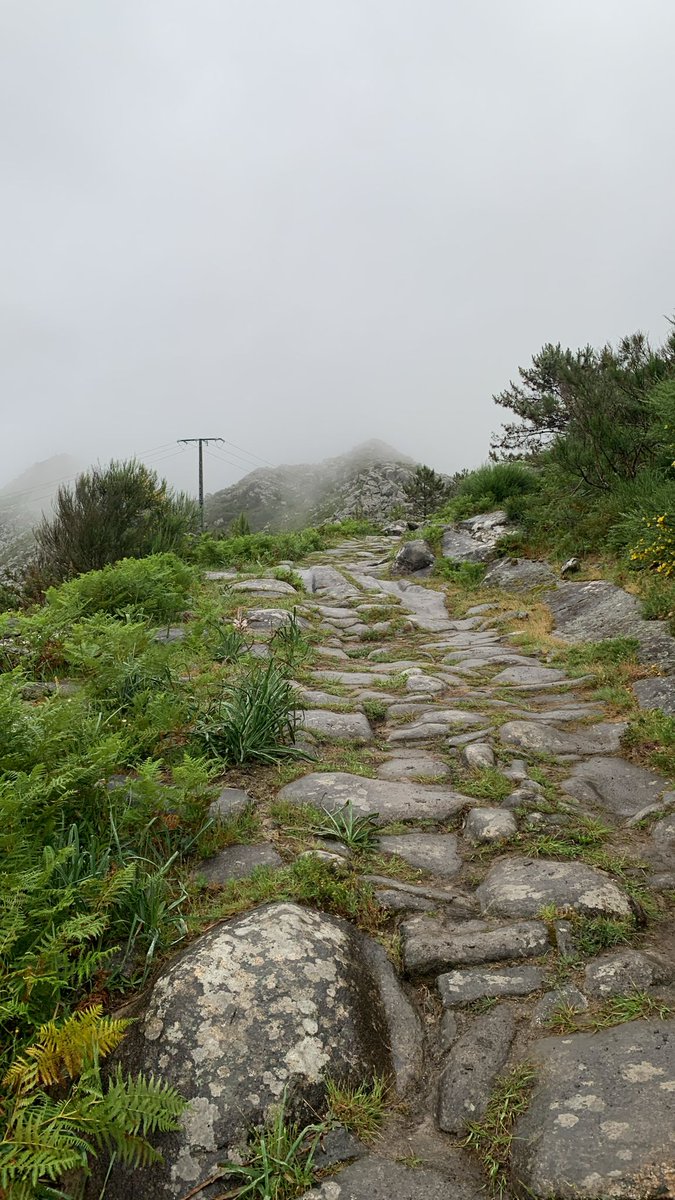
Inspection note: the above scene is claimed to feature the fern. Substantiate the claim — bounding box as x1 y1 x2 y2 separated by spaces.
0 1011 186 1196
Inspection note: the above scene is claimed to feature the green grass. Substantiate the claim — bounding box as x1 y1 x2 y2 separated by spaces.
221 1090 325 1200
455 767 513 803
187 855 387 935
325 1075 389 1141
362 698 388 722
547 990 672 1034
464 1064 537 1195
622 709 675 781
572 915 637 955
311 801 380 850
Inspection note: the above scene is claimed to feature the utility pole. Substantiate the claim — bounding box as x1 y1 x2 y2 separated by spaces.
177 437 224 530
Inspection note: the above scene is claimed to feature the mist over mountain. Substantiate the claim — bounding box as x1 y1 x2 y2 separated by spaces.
205 439 423 531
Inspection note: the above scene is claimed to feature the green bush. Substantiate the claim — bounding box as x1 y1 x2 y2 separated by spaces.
43 553 197 625
455 462 540 508
30 459 197 589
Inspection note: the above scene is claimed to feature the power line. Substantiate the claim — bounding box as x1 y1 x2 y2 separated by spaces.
177 437 224 530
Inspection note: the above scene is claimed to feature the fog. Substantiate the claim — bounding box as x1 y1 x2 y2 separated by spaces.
2 0 675 500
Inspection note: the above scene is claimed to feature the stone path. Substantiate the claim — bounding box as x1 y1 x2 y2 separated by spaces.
106 536 675 1200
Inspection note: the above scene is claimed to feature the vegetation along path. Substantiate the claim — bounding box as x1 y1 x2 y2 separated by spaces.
5 533 674 1199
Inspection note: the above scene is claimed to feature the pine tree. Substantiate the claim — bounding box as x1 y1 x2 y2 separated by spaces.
403 466 447 519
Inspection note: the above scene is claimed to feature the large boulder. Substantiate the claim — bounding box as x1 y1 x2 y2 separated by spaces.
546 580 675 673
483 557 555 591
91 903 420 1199
392 539 435 574
510 1021 675 1198
442 511 513 564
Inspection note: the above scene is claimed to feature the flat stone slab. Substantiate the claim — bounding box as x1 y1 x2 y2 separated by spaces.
388 723 452 743
402 916 550 975
633 675 675 715
231 578 297 595
276 772 470 824
377 578 453 632
376 754 451 781
499 720 625 756
378 833 462 878
193 843 282 884
298 688 355 709
299 710 373 743
438 965 546 1007
405 674 445 693
583 949 672 997
311 670 381 687
301 565 360 599
562 755 668 818
511 1020 675 1199
465 807 517 843
301 1154 483 1200
437 1005 517 1133
493 665 569 685
477 857 632 919
483 558 555 591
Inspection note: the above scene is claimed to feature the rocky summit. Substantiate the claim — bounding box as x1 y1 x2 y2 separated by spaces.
204 439 422 530
89 533 675 1199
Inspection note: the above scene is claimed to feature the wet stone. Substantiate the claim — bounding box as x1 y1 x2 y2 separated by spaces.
477 857 632 919
193 843 282 884
300 1154 483 1200
231 578 297 595
299 710 373 743
562 755 668 819
499 720 625 756
208 787 251 820
437 965 546 1007
437 1004 518 1133
511 1020 675 1200
402 915 550 976
531 985 588 1027
378 833 462 878
276 772 470 824
583 949 672 997
405 674 445 694
464 807 517 843
376 754 451 781
461 742 495 769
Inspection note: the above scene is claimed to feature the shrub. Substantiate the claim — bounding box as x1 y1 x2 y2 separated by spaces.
43 553 197 625
30 459 197 589
455 462 540 509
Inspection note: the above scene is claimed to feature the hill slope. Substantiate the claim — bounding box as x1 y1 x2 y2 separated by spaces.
205 440 419 531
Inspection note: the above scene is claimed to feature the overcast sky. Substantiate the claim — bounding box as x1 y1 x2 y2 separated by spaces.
2 0 675 498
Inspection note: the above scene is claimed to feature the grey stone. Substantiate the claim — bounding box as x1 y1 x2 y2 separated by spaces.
204 569 238 581
464 807 517 844
402 916 550 975
405 674 445 693
493 665 569 685
562 755 668 818
208 787 251 820
376 754 451 781
584 949 672 997
499 720 625 756
442 527 499 563
376 577 453 633
446 728 491 747
437 1005 518 1133
547 579 675 672
299 710 373 743
360 940 422 1093
300 1155 482 1200
560 556 581 577
652 811 675 842
247 607 307 632
438 965 545 1007
231 578 297 596
531 985 588 1027
461 742 496 769
477 857 632 919
393 539 435 574
298 688 356 709
317 646 350 661
439 1010 459 1051
153 625 186 643
633 675 675 715
378 833 462 878
311 670 380 687
276 772 470 824
482 558 555 591
511 1020 675 1200
388 722 451 742
93 904 401 1199
301 565 360 600
193 843 282 884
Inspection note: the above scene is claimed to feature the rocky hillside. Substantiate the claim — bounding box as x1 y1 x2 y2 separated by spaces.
0 454 80 581
205 439 421 531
